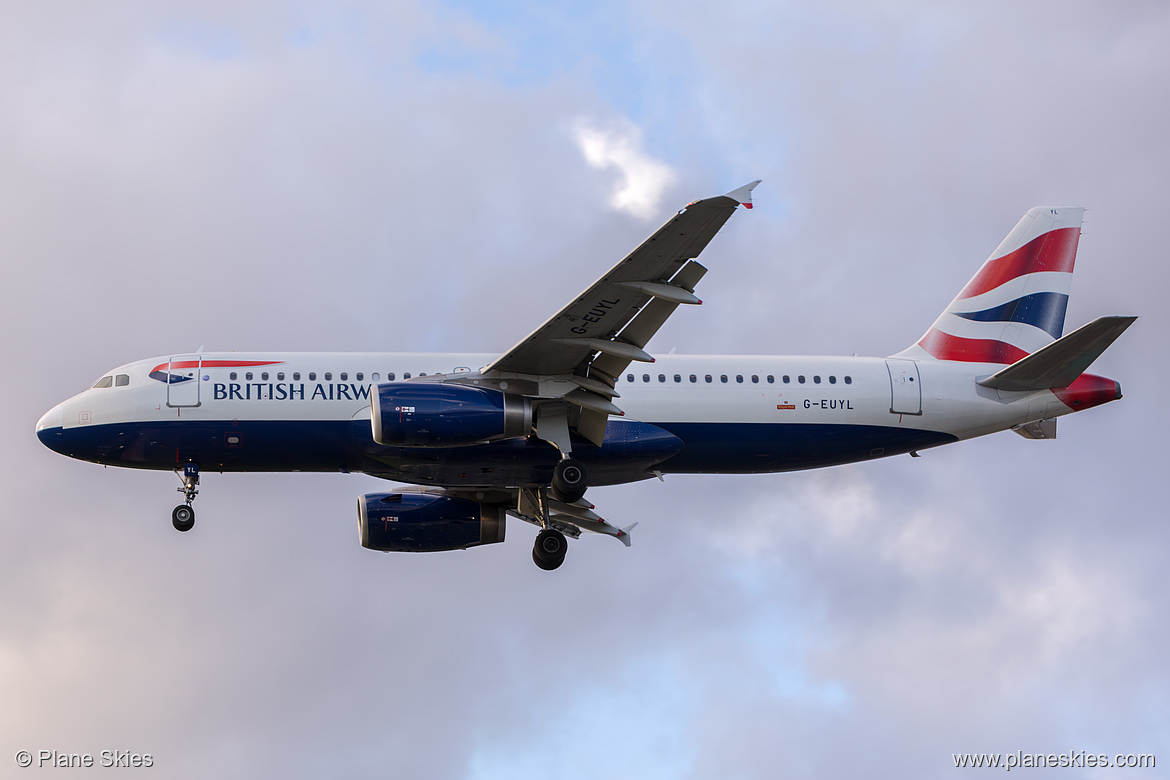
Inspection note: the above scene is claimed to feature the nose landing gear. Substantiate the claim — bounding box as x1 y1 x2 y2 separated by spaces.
173 462 199 532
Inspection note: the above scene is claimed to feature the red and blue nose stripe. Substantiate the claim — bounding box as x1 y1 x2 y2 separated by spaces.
148 360 283 384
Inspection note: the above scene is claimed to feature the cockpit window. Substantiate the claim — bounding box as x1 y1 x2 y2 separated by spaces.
115 374 130 387
92 376 113 389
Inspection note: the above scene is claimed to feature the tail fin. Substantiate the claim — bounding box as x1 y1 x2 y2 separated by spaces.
896 207 1084 363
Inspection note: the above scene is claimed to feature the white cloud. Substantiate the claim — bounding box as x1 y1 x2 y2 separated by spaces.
572 118 676 219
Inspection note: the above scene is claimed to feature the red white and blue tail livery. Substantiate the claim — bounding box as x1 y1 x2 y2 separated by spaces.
902 207 1081 364
36 185 1136 570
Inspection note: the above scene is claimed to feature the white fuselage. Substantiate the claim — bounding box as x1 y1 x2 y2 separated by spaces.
36 350 1088 488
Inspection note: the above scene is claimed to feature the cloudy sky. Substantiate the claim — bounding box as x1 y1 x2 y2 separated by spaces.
2 1 1167 777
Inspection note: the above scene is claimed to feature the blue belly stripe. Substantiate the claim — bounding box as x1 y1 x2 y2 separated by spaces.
38 418 958 487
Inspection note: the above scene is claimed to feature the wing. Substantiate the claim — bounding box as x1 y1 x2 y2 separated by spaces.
482 180 760 443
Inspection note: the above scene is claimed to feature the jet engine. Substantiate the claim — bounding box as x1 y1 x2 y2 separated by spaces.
358 492 506 552
370 383 532 447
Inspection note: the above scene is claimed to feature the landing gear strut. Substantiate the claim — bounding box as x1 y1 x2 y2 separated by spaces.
519 483 575 571
173 462 198 532
530 458 587 570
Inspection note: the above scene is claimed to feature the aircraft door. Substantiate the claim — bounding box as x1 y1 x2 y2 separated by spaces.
885 359 921 415
166 354 202 408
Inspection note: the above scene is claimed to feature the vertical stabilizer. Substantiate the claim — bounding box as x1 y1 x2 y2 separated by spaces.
896 207 1083 363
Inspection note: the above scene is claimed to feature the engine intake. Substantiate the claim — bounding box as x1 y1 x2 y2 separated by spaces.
358 492 506 552
371 382 532 447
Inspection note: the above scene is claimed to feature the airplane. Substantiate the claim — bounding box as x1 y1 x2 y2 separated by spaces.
36 182 1136 570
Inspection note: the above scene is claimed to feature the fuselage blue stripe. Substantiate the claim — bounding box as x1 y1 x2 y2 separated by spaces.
37 419 958 488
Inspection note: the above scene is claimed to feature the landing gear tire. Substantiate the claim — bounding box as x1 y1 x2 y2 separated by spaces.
551 458 588 504
532 528 567 571
172 504 195 533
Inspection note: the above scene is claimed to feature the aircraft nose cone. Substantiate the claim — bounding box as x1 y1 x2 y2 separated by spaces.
36 402 65 450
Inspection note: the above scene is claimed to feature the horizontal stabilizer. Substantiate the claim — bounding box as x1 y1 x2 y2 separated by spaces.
1013 419 1057 439
977 316 1137 391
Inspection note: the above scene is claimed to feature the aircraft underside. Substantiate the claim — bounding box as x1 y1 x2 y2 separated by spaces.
41 418 959 486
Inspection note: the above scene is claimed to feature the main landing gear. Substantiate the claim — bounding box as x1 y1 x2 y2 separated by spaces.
533 528 568 571
529 457 589 571
551 458 588 503
172 462 199 532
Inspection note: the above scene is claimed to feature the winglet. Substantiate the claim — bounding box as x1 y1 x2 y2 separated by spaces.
724 179 761 209
616 522 638 547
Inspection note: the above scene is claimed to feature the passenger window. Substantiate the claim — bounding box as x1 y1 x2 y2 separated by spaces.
340 372 348 381
356 373 364 381
705 375 712 383
783 375 790 384
388 373 396 381
658 374 666 383
309 372 317 381
674 374 681 383
627 374 634 382
844 376 852 385
766 375 775 384
829 376 836 384
689 374 697 383
261 372 269 381
371 373 379 382
813 375 821 384
751 375 759 384
403 373 411 379
115 374 129 387
642 374 650 383
246 372 253 381
277 372 285 381
798 375 806 384
325 372 332 381
720 375 728 383
230 372 238 381
736 375 743 383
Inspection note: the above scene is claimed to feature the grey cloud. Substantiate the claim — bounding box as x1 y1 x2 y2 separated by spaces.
2 2 1166 778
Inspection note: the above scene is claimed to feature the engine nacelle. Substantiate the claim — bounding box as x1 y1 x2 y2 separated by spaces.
358 492 506 552
370 382 532 447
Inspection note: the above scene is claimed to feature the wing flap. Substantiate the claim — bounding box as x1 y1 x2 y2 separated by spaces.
590 260 709 380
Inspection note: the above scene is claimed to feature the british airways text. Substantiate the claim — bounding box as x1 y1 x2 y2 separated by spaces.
212 382 371 401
